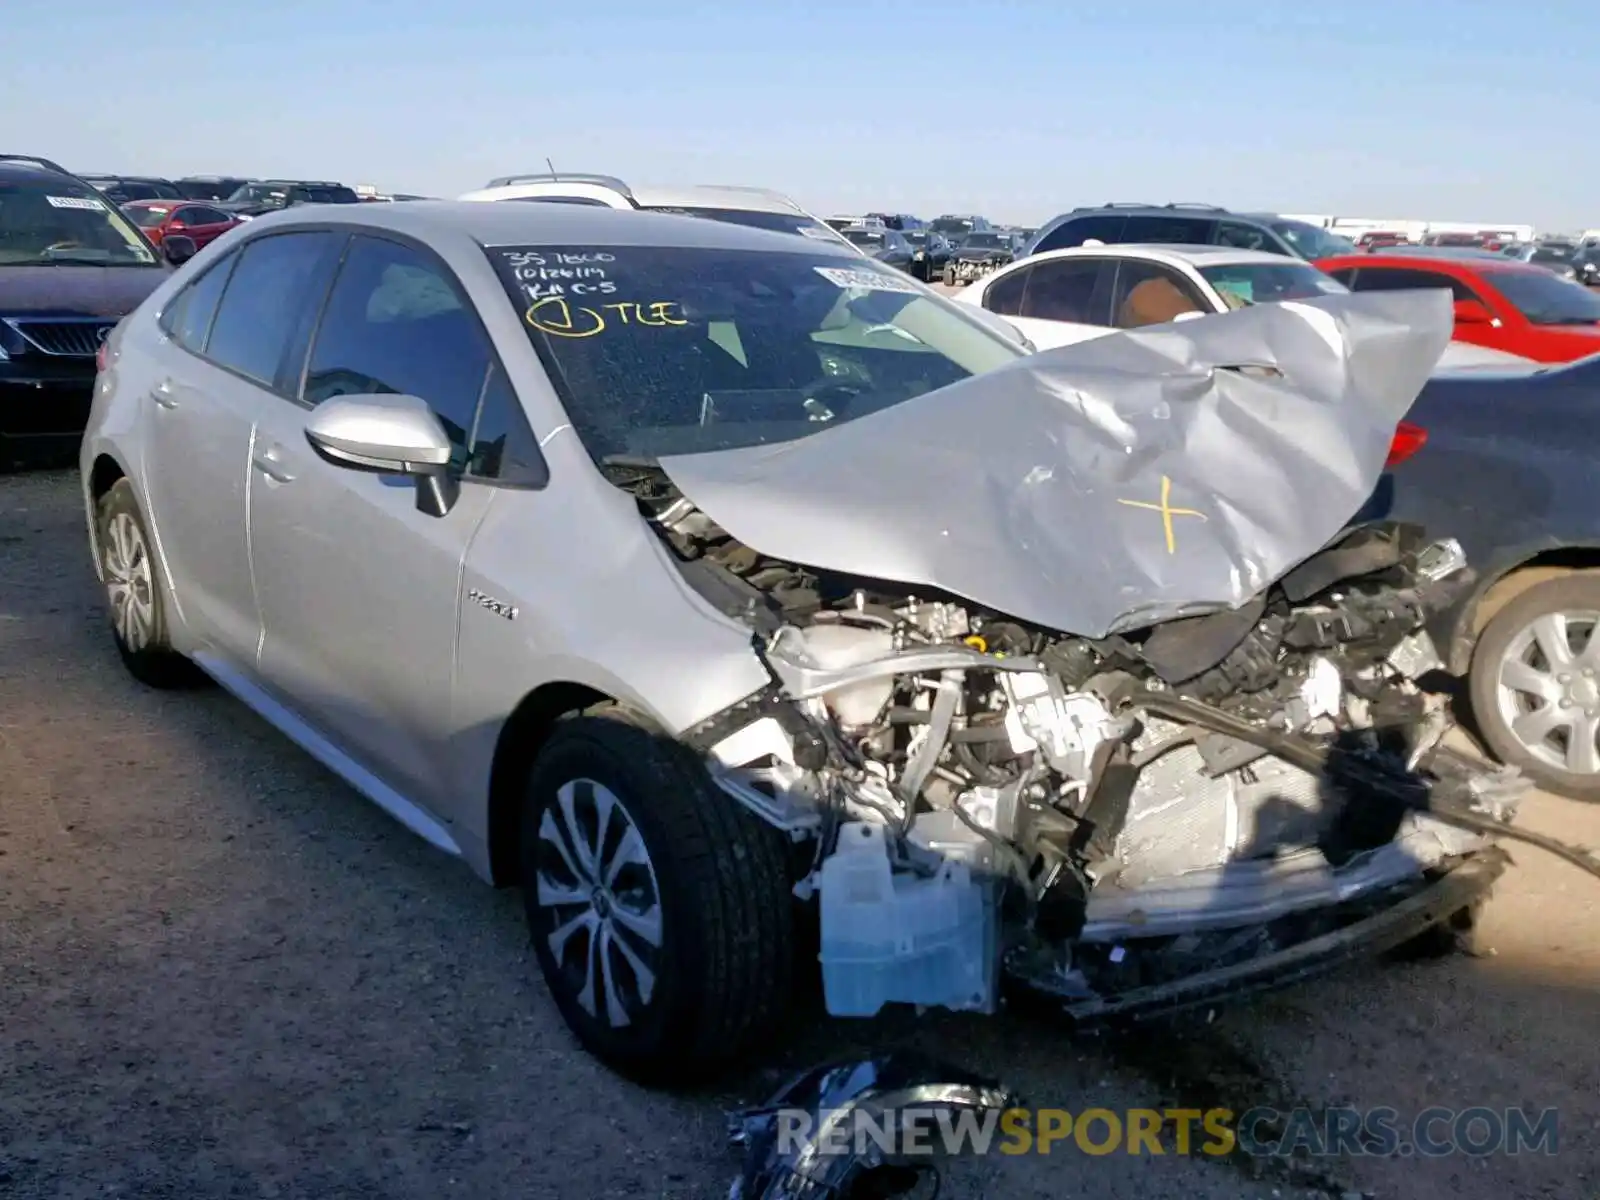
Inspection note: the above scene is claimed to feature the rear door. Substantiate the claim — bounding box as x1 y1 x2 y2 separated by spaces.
139 231 343 665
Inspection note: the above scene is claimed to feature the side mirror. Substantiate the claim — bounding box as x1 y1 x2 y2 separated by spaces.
1452 298 1494 325
304 392 460 517
162 234 197 265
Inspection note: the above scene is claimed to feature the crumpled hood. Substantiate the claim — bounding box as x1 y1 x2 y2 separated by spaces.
657 290 1454 639
0 265 169 317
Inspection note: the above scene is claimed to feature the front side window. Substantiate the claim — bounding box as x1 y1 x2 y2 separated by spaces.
1198 261 1347 309
0 179 159 266
1269 220 1356 260
1018 259 1111 324
489 245 1021 462
206 231 344 385
1214 221 1274 251
304 235 491 465
1110 261 1207 327
1032 214 1127 255
1481 268 1600 326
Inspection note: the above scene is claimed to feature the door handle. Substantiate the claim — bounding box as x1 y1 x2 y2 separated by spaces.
150 380 179 410
251 444 295 483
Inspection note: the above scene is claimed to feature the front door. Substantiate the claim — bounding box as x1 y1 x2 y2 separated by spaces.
139 233 336 668
248 233 501 809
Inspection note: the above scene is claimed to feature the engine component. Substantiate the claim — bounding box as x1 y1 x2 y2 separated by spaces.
788 623 895 728
999 672 1123 780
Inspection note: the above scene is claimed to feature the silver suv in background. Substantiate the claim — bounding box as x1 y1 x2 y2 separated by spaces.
459 171 853 248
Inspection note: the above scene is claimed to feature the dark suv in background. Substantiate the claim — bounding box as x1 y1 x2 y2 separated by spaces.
79 174 185 203
1024 203 1357 260
0 155 195 465
218 179 362 217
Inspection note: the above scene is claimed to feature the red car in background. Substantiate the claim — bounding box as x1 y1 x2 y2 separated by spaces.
120 200 241 250
1315 251 1600 363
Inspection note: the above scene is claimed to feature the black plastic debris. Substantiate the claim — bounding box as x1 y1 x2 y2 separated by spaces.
726 1053 1022 1199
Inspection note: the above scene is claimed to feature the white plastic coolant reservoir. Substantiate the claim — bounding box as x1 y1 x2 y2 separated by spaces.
817 821 996 1018
796 624 895 728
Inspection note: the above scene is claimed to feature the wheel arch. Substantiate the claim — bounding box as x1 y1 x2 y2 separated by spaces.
1452 544 1600 674
485 680 618 887
84 453 130 581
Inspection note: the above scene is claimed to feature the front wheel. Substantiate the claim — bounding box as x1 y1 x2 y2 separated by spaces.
1469 573 1600 801
520 708 796 1083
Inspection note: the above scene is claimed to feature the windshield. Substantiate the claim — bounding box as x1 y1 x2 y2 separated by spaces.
904 232 928 245
229 184 288 205
124 204 174 228
959 232 1007 249
0 180 159 266
843 229 886 247
1530 245 1575 263
931 218 974 236
1200 262 1348 308
1269 220 1356 259
641 205 844 245
1483 268 1600 325
488 244 1020 462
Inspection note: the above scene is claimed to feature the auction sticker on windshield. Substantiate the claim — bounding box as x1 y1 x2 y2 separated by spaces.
46 195 106 211
814 265 924 294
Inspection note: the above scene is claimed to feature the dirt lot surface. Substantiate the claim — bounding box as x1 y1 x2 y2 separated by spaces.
3 467 1598 1199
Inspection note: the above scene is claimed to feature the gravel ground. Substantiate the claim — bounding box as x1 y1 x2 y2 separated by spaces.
2 467 1597 1199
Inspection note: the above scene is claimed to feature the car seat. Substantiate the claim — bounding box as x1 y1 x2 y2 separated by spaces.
1118 276 1202 328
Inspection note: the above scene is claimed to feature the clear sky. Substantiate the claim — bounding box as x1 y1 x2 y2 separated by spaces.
7 0 1596 230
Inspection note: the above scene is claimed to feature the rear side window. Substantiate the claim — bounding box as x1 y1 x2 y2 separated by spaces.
1033 214 1127 255
983 265 1030 316
1018 259 1112 324
1214 221 1273 251
161 251 239 354
206 231 345 385
303 235 493 469
1121 215 1216 245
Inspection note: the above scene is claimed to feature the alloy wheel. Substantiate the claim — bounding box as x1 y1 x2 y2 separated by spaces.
1494 609 1600 774
102 511 156 652
533 777 664 1028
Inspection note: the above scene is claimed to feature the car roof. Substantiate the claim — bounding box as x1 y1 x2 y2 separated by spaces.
0 160 77 185
465 178 807 215
239 199 866 255
1033 243 1295 268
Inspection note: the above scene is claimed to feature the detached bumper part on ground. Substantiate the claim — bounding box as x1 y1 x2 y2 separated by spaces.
727 1054 1022 1199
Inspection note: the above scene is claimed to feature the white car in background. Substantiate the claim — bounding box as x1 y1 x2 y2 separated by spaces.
953 244 1538 371
459 172 856 249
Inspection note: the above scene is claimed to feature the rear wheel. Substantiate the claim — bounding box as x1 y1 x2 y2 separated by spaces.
1469 574 1600 801
520 707 796 1083
95 479 204 689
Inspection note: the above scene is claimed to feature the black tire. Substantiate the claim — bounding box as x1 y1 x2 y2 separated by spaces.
1469 574 1600 802
942 266 956 287
94 479 205 689
520 707 796 1084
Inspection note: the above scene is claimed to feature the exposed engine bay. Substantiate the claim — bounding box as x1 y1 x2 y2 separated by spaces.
612 462 1531 1018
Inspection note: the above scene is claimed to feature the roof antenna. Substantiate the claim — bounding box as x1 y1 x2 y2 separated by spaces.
546 157 558 180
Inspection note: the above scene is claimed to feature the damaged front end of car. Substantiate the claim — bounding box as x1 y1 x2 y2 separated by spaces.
618 292 1532 1025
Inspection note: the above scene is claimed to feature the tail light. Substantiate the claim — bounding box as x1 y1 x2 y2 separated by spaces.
1386 421 1427 467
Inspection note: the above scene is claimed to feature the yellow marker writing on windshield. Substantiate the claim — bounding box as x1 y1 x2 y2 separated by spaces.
526 297 688 338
